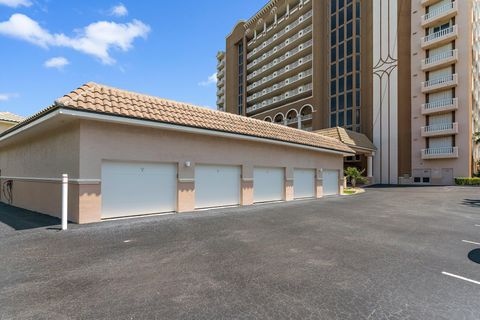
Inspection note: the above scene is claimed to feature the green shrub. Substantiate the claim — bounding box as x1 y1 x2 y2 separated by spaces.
455 177 480 186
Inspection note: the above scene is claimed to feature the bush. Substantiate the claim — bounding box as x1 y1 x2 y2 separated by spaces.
455 177 480 186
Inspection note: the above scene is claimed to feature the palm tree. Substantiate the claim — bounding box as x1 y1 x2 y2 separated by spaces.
344 167 368 188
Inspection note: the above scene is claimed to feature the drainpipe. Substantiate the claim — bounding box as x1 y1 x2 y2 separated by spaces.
62 174 68 230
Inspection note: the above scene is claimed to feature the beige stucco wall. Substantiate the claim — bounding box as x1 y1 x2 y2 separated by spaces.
410 0 473 182
78 120 343 223
0 122 81 221
0 118 344 224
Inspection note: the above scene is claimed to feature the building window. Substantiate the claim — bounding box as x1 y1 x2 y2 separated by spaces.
329 0 361 130
238 42 244 115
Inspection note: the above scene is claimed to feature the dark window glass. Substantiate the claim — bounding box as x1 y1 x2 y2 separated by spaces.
356 53 360 69
339 111 345 126
339 0 345 9
347 22 353 39
356 71 360 89
331 48 337 62
356 35 360 53
331 0 337 14
331 15 336 30
330 113 337 127
347 75 353 90
347 39 353 56
339 43 345 59
356 0 361 18
331 31 336 45
347 110 353 125
338 76 345 93
347 56 353 72
347 5 353 20
356 108 361 124
330 97 337 111
339 94 345 110
339 26 345 42
347 91 353 107
331 64 337 78
339 60 345 74
356 91 361 106
331 80 337 95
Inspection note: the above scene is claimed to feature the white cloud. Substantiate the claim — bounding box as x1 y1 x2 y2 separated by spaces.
44 56 69 69
110 4 128 17
0 0 32 8
0 93 19 101
199 73 217 86
0 14 150 64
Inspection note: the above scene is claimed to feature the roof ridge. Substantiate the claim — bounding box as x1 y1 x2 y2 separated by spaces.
55 82 345 147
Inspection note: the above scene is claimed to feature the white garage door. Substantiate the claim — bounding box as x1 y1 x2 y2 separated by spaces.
323 170 339 196
101 161 177 219
195 165 241 209
294 169 316 199
254 167 284 203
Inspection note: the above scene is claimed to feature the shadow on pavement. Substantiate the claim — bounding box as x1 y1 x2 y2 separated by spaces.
468 249 480 265
461 199 480 208
0 203 60 231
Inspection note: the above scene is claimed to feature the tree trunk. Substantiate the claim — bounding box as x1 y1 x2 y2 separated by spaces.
351 178 356 188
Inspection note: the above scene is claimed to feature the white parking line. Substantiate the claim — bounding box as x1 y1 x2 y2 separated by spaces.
442 272 480 286
462 240 480 246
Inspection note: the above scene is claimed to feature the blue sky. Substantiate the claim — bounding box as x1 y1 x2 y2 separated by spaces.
0 0 266 117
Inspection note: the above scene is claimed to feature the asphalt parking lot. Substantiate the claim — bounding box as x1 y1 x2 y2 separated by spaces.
1 186 479 319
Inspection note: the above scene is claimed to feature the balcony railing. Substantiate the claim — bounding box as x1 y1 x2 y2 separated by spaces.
421 25 457 49
422 147 459 159
421 74 457 93
300 114 313 121
421 2 457 27
247 9 313 55
246 83 313 113
421 49 458 71
421 122 458 137
285 117 299 125
246 69 312 103
421 98 458 115
247 39 313 81
247 25 313 70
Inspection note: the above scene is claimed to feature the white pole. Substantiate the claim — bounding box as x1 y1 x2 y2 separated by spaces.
62 174 68 231
367 156 373 178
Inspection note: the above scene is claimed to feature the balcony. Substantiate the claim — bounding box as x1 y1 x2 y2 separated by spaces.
300 114 313 121
217 78 225 88
285 117 299 125
421 25 458 49
422 147 459 160
421 2 458 28
421 74 457 93
421 49 458 71
421 98 458 115
421 0 442 7
216 97 225 105
421 122 458 137
246 83 313 114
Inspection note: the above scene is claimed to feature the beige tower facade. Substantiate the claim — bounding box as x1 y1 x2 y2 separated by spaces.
410 0 477 184
219 0 477 184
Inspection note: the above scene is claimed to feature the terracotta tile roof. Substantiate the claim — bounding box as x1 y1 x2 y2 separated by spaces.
315 127 376 152
0 112 24 123
52 82 353 154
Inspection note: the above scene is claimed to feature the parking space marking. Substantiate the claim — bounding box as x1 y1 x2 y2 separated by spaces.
462 240 480 246
442 272 480 286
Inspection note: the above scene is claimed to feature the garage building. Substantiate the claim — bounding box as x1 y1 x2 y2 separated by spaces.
0 83 353 223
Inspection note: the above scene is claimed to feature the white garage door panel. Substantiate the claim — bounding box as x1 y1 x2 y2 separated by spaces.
254 167 284 203
323 170 339 196
294 169 316 199
101 162 177 219
195 165 241 209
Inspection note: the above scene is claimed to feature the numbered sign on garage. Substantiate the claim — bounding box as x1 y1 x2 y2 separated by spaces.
294 168 316 199
101 161 177 219
195 165 241 209
253 167 285 203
